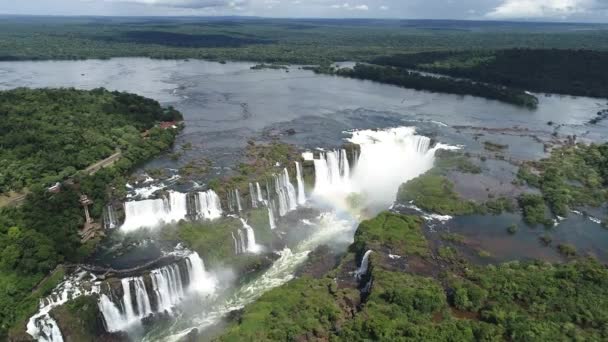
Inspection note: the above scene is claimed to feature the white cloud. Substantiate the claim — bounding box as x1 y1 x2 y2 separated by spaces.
379 5 389 10
106 0 247 8
486 0 597 18
330 2 369 10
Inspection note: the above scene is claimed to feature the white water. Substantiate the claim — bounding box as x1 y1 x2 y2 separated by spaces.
313 127 455 209
268 201 277 230
354 250 372 280
295 161 306 205
240 218 262 253
256 182 264 204
27 272 100 342
104 205 119 229
121 191 188 232
235 189 243 212
249 183 257 208
274 168 298 216
99 253 217 332
196 190 222 220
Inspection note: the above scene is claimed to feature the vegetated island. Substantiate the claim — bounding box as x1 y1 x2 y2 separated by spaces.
315 63 539 108
0 88 182 339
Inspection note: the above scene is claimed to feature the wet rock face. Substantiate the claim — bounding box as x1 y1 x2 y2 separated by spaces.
296 245 339 279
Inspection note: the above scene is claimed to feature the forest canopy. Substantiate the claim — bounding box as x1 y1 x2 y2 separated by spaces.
0 87 182 193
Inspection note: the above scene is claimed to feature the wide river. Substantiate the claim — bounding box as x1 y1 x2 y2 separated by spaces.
3 58 607 341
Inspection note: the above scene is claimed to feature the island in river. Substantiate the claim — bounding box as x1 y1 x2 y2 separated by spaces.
0 54 606 342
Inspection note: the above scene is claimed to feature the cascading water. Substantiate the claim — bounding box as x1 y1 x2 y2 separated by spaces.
231 232 242 255
256 182 265 204
354 250 372 280
99 253 217 332
122 191 188 232
239 219 262 253
195 190 222 220
295 161 306 205
268 201 277 230
235 189 243 212
249 183 257 208
273 169 298 216
27 272 100 342
103 205 118 229
312 127 455 209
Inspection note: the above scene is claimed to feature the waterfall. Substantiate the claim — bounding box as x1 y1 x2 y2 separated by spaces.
195 190 222 220
237 229 247 254
235 189 243 212
99 253 217 332
268 201 277 230
273 169 298 216
295 161 306 205
121 191 188 232
312 150 352 197
354 250 372 280
103 205 118 229
231 231 242 255
256 182 264 204
310 127 452 209
27 273 100 342
249 183 258 208
240 219 262 253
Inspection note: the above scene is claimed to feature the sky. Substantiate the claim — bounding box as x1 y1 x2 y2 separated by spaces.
1 0 608 22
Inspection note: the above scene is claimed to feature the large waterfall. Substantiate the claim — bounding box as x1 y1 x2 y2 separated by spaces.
121 191 187 232
312 127 452 209
99 253 216 332
121 190 222 231
295 161 306 205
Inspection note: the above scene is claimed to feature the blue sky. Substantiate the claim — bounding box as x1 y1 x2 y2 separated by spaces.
2 0 608 22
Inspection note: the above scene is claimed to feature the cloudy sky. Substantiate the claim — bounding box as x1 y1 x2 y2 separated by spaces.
2 0 608 22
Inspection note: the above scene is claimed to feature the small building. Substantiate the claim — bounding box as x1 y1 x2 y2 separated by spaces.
159 121 178 129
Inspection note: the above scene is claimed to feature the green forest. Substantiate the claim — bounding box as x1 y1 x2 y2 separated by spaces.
324 63 538 108
0 88 181 338
373 49 608 98
220 212 608 341
2 17 608 64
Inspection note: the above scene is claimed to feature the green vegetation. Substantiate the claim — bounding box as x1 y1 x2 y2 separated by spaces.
352 212 428 257
507 224 518 235
374 49 608 99
434 150 482 174
50 295 106 342
0 88 181 192
221 210 608 341
2 17 608 64
0 89 180 338
517 144 608 217
557 243 577 257
161 208 272 266
397 173 478 216
326 64 538 108
518 193 552 227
